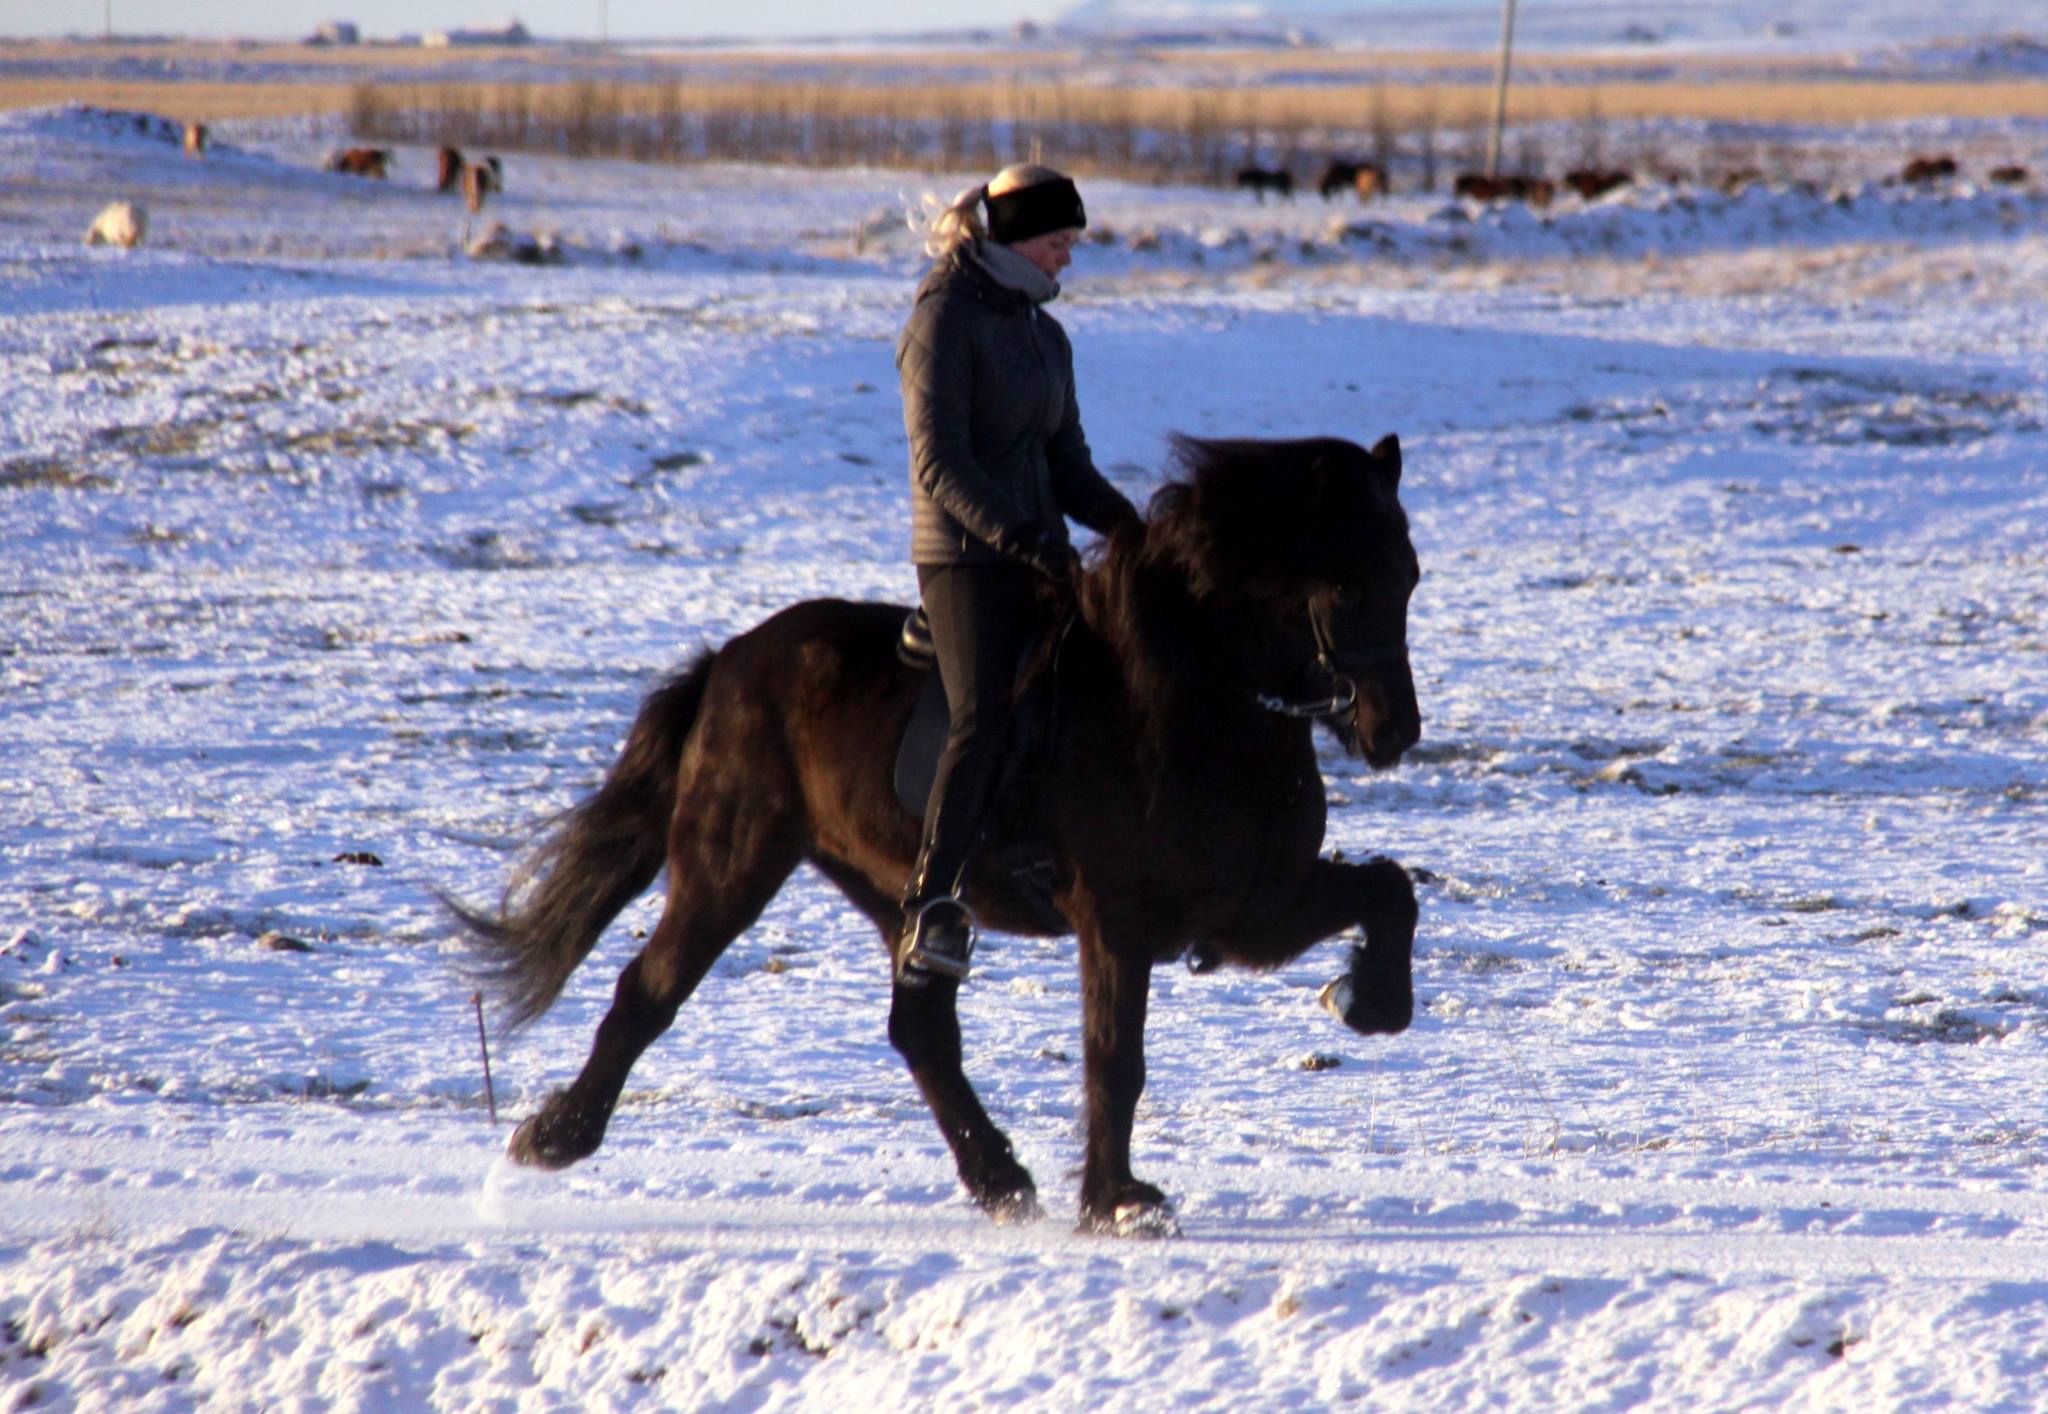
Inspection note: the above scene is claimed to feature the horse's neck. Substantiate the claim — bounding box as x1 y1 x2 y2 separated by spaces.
1075 579 1300 765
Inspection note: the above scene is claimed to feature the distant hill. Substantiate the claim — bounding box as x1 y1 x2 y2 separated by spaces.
1054 0 2043 53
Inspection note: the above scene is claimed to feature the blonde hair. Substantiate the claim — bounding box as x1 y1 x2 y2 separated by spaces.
919 163 1072 259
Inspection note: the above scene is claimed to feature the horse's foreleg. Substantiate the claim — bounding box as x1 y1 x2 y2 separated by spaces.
509 807 803 1170
887 975 1040 1222
1077 934 1168 1233
1219 856 1416 1037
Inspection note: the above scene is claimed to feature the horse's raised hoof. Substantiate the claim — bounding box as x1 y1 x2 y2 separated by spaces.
505 1089 608 1170
1319 974 1413 1036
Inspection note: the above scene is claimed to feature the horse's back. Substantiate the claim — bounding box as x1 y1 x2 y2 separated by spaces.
718 597 910 687
694 598 923 865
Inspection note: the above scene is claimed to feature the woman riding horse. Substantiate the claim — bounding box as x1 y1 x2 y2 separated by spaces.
895 163 1141 985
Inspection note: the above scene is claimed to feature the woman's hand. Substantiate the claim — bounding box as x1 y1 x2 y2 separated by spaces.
1016 529 1082 585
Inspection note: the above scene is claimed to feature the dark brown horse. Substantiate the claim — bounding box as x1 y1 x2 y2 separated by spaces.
456 434 1423 1234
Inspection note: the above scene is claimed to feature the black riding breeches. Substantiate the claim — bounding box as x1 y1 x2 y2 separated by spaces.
911 562 1046 900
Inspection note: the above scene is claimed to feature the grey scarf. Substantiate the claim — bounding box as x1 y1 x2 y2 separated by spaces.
969 239 1060 304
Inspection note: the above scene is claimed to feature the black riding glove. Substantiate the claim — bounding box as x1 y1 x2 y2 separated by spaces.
1014 529 1082 585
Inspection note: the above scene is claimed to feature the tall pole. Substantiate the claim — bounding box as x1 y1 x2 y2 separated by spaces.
1484 0 1518 178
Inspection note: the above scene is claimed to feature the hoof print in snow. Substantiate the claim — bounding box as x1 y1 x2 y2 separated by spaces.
1297 1052 1343 1072
333 851 384 866
258 931 313 953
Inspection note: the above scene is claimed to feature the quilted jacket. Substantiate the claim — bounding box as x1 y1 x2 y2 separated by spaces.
896 244 1136 567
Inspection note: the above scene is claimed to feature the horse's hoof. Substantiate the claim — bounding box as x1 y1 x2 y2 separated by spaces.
1078 1201 1180 1239
1078 1180 1179 1238
984 1189 1046 1226
1111 1202 1181 1239
1320 974 1413 1035
505 1094 603 1170
1318 975 1353 1022
506 1115 579 1170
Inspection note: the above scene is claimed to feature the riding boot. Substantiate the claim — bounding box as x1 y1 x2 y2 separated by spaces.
899 561 1038 987
898 894 976 985
896 830 978 986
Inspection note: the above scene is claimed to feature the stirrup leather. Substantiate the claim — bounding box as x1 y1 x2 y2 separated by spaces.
901 897 976 981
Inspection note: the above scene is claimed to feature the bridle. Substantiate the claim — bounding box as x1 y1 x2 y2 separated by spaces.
1256 594 1355 719
1255 592 1368 720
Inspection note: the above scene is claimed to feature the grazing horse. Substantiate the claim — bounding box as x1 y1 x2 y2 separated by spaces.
1234 166 1294 203
1454 172 1555 208
1900 154 1958 185
457 435 1423 1234
326 146 391 179
1563 167 1632 201
1319 160 1386 202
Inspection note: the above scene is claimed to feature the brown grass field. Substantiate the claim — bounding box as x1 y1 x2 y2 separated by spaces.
5 39 2046 146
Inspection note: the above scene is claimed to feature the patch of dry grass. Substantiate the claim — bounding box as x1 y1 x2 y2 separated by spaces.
0 79 360 122
5 40 2046 179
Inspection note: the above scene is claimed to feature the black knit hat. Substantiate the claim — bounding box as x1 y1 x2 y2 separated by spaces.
986 176 1087 245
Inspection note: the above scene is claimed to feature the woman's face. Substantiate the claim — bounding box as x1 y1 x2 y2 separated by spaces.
1007 227 1082 279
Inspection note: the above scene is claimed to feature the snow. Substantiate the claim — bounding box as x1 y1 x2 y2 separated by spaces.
2 84 2046 1409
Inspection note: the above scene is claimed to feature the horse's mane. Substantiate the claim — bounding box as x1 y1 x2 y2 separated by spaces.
1079 433 1405 765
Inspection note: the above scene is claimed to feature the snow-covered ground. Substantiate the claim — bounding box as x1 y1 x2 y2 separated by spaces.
2 98 2045 1408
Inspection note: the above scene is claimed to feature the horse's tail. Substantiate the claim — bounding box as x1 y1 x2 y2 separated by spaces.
453 651 716 1029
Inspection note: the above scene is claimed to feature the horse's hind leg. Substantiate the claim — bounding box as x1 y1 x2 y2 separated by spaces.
509 803 804 1170
811 857 1040 1221
889 974 1041 1221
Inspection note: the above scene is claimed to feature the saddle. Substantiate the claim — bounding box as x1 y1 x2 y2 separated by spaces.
892 608 1066 927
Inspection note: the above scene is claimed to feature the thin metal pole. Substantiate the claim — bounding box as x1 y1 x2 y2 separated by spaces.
1484 0 1518 178
472 991 499 1126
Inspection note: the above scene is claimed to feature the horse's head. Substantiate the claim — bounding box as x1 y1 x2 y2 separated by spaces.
1160 433 1422 770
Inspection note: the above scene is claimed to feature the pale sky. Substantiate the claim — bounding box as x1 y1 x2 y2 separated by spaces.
2 1 1056 41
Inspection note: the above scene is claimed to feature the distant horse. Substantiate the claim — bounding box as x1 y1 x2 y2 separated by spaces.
456 435 1422 1234
1454 172 1555 208
1235 166 1294 203
436 145 465 193
1563 167 1632 201
1319 160 1385 202
1899 154 1958 185
462 155 504 214
326 146 391 179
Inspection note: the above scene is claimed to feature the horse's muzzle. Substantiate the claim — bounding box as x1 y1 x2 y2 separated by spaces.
1348 662 1421 770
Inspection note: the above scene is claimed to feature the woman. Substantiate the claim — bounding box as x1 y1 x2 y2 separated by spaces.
894 162 1141 985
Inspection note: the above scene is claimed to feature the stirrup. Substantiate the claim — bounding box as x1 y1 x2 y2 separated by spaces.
899 897 976 984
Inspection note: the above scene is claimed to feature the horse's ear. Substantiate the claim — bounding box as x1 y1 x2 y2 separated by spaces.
1370 433 1401 486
